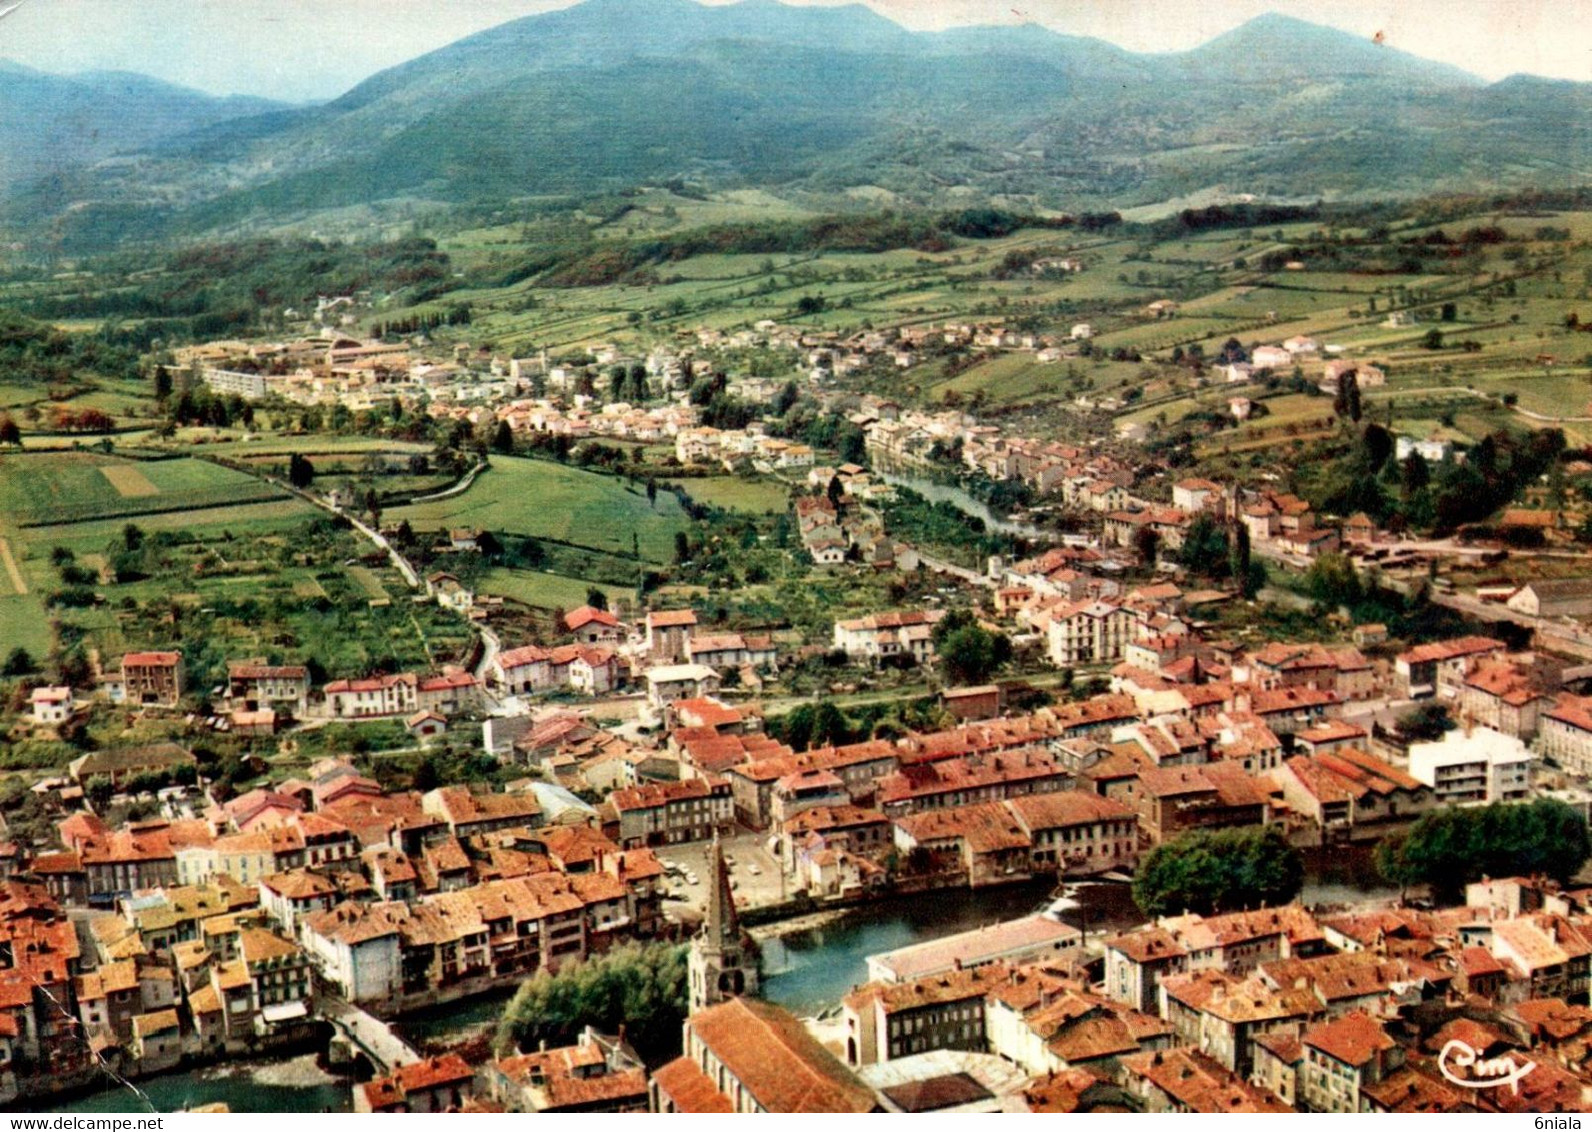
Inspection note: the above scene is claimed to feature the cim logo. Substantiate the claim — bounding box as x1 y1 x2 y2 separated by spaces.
1437 1039 1537 1094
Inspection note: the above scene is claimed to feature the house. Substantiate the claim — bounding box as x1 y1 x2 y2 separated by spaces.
1394 636 1506 699
324 673 418 719
610 778 733 848
1539 694 1592 776
1121 1047 1290 1113
565 605 624 644
1456 662 1545 741
68 743 196 788
942 685 1002 722
842 962 1010 1067
1135 763 1271 844
833 610 945 664
687 633 778 672
645 665 720 711
1507 578 1592 619
1007 791 1139 876
646 610 698 661
406 710 448 744
120 651 183 707
494 645 552 695
1172 479 1221 515
428 572 473 612
892 803 1033 888
1299 1011 1399 1114
356 1055 476 1113
485 1029 648 1113
29 686 73 726
1251 346 1292 370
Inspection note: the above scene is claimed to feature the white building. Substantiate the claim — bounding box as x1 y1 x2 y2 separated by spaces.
30 686 73 726
1046 601 1136 666
1407 727 1534 804
1396 435 1452 464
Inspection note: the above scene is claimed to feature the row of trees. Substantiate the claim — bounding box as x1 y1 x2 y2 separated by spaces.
1376 798 1590 901
1175 514 1264 599
1132 799 1590 918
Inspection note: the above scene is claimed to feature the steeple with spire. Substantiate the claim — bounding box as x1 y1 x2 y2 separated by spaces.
688 833 759 1012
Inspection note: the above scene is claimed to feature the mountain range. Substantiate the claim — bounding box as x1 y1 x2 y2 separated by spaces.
3 0 1590 253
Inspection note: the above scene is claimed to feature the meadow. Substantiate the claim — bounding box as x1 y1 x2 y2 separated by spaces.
390 455 689 562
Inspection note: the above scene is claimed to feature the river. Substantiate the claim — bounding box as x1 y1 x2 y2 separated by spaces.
761 845 1398 1016
43 1054 350 1115
875 471 1045 538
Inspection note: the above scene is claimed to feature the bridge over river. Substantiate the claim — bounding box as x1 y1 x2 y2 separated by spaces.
321 996 421 1075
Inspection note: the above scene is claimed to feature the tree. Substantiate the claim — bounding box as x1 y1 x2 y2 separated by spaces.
585 587 609 612
1133 525 1160 566
496 943 690 1066
121 523 144 553
288 453 315 489
152 364 173 400
492 420 515 454
364 488 382 530
1132 826 1303 917
1 648 34 677
1376 799 1591 902
1228 522 1254 596
1178 515 1229 579
0 415 19 447
1421 328 1445 350
826 475 844 510
1400 452 1430 498
1440 302 1457 322
673 531 691 565
837 423 867 466
1397 702 1451 742
1305 552 1361 609
938 624 1012 686
1362 423 1392 473
646 479 658 509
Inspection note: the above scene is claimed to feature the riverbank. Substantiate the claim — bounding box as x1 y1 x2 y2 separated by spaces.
42 1054 352 1115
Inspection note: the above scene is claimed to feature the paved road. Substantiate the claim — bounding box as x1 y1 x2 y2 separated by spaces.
916 549 994 587
409 459 489 504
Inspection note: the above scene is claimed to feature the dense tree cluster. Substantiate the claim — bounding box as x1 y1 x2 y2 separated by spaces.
1132 826 1304 917
495 942 689 1067
932 609 1012 686
1376 799 1591 900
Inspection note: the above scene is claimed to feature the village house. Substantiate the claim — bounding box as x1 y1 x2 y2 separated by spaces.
120 651 184 707
646 609 698 662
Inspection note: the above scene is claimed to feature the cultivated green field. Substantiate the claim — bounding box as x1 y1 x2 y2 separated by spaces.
478 567 631 613
390 455 689 561
682 476 792 513
0 452 285 525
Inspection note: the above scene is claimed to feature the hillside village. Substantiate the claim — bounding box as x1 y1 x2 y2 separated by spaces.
4 288 1592 1115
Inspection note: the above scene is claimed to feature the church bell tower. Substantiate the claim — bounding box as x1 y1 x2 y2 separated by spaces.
688 834 759 1012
